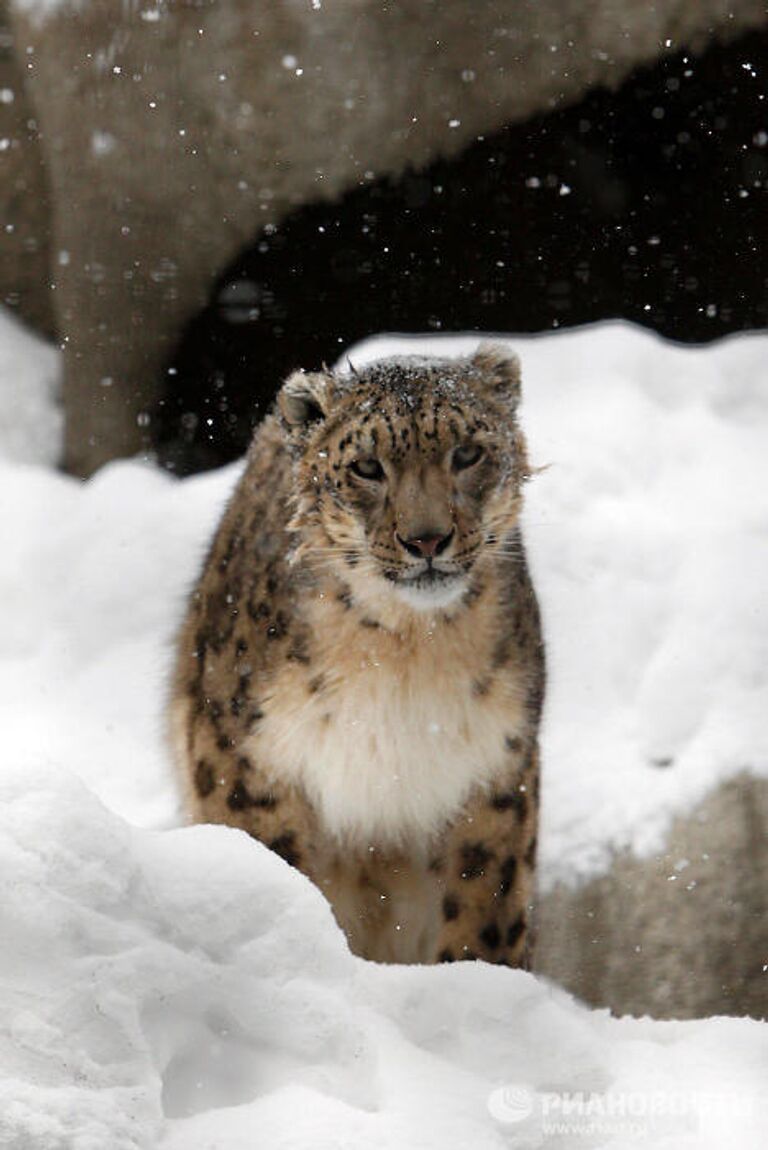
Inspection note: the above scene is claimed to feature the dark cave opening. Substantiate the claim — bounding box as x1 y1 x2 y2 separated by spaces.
156 28 768 473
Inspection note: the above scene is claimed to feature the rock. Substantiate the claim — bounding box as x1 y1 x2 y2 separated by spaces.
0 0 54 339
536 773 768 1019
7 0 768 474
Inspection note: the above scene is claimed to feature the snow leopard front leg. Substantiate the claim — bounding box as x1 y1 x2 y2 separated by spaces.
433 743 539 968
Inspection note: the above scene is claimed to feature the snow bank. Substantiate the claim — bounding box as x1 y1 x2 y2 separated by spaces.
2 317 768 1140
350 325 768 882
1 766 766 1150
0 308 61 466
0 452 237 830
1 320 765 887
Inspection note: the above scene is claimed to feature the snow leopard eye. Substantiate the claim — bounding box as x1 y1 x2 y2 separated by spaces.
349 457 385 481
452 443 484 471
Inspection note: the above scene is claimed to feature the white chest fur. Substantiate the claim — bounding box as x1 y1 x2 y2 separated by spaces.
246 616 527 847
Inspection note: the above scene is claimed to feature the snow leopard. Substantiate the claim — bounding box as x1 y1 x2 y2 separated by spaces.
170 344 545 965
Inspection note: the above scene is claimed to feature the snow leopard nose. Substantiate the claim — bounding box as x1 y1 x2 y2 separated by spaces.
395 529 455 560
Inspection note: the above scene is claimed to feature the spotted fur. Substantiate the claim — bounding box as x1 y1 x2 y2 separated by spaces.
170 344 545 965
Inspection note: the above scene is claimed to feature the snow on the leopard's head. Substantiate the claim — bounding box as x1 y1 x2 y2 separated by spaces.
1 764 766 1150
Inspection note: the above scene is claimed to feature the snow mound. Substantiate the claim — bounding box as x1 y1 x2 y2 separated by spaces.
0 455 237 830
0 308 61 466
1 766 766 1150
350 324 768 881
0 322 766 888
2 318 768 1143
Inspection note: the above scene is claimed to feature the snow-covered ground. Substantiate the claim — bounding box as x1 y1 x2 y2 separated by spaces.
3 315 766 879
1 309 767 1147
3 764 767 1150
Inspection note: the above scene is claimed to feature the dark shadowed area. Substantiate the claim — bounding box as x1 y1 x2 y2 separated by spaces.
156 28 768 474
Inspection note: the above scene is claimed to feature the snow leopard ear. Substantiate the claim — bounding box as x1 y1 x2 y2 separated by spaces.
278 369 336 427
471 342 521 408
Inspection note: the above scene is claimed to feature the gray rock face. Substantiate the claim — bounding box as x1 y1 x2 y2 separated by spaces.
5 0 768 474
7 0 768 476
0 0 54 338
536 774 768 1020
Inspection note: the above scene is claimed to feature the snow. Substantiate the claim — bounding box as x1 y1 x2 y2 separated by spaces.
1 313 767 1147
2 767 767 1149
2 319 765 879
9 0 82 19
0 309 61 466
350 326 768 879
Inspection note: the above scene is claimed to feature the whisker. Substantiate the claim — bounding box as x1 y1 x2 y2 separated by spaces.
307 549 362 557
